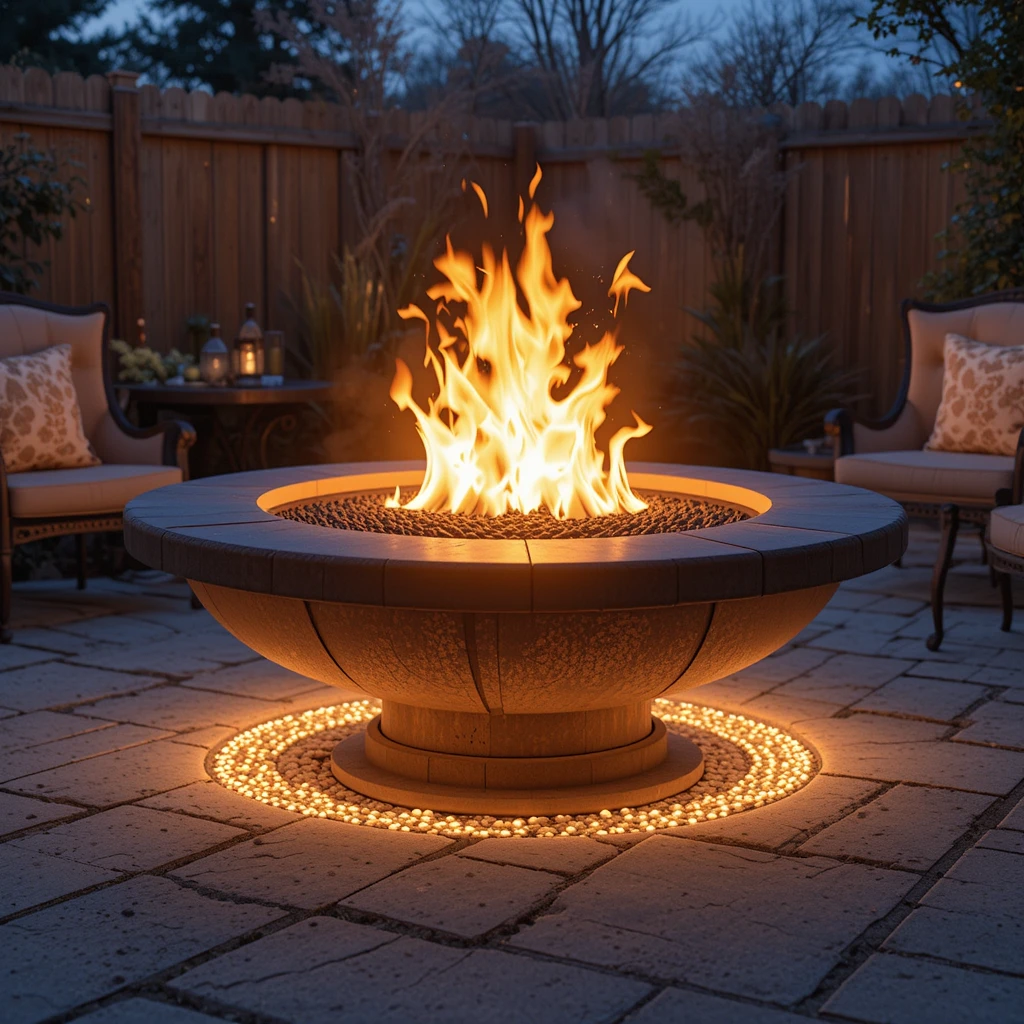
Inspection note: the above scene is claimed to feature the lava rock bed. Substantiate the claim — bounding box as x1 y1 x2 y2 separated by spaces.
277 490 748 540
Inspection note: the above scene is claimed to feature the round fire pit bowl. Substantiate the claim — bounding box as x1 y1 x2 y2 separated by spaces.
124 461 906 815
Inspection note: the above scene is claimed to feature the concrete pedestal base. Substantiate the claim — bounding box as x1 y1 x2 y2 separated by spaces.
330 715 705 815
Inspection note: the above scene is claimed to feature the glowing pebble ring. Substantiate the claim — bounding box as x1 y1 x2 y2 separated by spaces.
210 699 817 838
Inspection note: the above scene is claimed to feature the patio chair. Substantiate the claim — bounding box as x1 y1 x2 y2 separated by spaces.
825 289 1024 651
0 294 195 642
988 461 1024 632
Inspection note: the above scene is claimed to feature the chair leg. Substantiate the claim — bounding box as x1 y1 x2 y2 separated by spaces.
76 534 87 591
1 548 11 644
927 503 959 651
998 571 1014 632
980 526 988 565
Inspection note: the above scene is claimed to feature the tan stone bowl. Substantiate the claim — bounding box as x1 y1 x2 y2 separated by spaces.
124 462 907 815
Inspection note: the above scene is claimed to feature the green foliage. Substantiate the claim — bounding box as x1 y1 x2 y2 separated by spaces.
0 135 86 294
673 253 858 469
294 250 389 380
110 339 194 383
671 324 860 471
629 150 711 229
859 1 1024 299
121 0 318 96
0 0 116 75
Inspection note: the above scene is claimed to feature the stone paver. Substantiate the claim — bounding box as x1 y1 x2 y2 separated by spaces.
676 774 881 849
800 714 1024 793
823 953 1024 1024
12 805 244 872
342 855 560 938
72 999 225 1024
173 916 650 1024
0 875 281 1024
0 644 57 672
138 780 302 831
734 646 833 684
799 784 993 869
0 843 120 916
185 659 329 700
0 710 118 752
72 631 258 672
511 836 916 1002
53 616 176 646
851 675 987 721
5 737 209 805
977 827 1024 854
1000 794 1024 831
73 684 290 732
1 723 171 783
0 662 158 712
626 989 813 1023
883 846 1024 974
954 701 1024 749
171 817 450 909
458 835 615 874
771 653 914 704
0 791 83 837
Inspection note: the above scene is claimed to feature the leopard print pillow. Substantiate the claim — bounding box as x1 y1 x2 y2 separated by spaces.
926 333 1024 457
0 344 100 473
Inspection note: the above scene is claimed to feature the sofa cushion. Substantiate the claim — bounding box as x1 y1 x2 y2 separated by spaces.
991 505 1024 558
926 333 1024 456
7 464 182 519
0 344 100 473
835 450 1014 505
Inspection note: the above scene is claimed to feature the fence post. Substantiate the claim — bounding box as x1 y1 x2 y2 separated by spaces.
107 70 143 341
513 122 538 198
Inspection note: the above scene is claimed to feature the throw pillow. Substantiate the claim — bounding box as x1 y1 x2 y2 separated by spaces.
0 344 100 473
926 332 1024 457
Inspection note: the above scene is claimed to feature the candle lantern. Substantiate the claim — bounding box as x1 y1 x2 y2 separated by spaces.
233 302 264 386
199 324 230 385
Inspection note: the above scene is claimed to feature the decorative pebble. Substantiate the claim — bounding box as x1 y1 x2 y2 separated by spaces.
278 490 747 540
209 699 817 838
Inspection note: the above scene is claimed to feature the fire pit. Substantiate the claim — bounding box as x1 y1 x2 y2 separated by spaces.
124 461 905 814
123 171 906 813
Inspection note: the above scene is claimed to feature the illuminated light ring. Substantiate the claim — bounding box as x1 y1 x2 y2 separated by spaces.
209 699 817 838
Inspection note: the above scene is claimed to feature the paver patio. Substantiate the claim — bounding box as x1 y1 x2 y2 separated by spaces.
1 522 1023 1024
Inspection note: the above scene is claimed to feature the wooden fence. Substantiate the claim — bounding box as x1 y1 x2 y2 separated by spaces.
0 66 987 417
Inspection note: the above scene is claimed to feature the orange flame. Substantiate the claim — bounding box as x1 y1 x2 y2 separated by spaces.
389 168 651 520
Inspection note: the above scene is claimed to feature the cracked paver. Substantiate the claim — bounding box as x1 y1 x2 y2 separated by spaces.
172 916 651 1023
510 836 917 1002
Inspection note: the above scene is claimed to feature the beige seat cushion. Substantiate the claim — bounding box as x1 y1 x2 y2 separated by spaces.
926 333 1024 456
835 450 1013 505
7 464 182 519
991 505 1024 558
0 344 100 473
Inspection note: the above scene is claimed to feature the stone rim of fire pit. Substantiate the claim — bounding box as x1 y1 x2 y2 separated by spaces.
124 461 907 614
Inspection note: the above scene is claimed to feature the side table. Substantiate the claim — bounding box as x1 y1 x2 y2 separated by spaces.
768 444 835 481
119 380 336 475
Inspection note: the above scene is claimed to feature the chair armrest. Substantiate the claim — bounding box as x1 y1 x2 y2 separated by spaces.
825 404 925 458
93 409 197 478
1014 425 1024 505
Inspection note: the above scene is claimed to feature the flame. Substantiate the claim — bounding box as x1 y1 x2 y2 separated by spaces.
388 168 652 520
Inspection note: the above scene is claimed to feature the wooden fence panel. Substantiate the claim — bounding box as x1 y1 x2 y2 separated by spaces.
0 66 993 421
